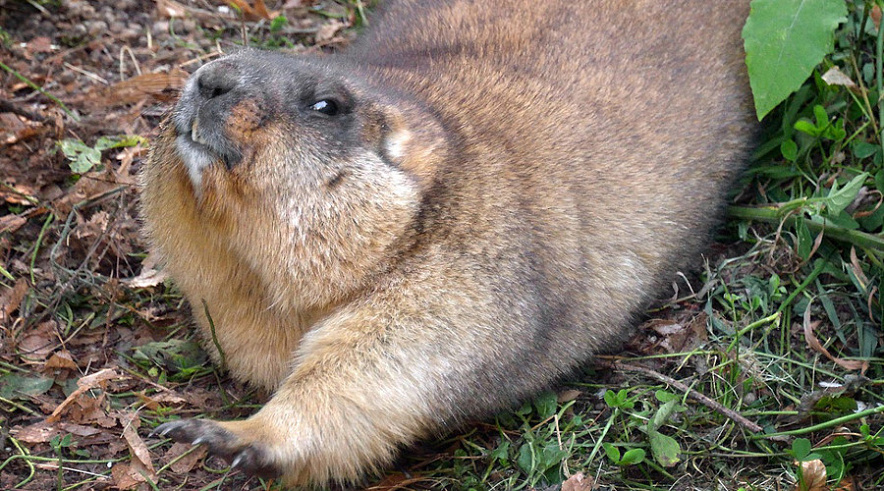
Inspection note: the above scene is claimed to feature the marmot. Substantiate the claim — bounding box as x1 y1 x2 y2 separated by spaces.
141 0 754 486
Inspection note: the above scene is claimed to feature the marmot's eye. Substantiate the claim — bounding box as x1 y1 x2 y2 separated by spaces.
309 99 340 116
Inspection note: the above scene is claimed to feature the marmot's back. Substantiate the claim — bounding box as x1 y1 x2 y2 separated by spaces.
142 0 754 486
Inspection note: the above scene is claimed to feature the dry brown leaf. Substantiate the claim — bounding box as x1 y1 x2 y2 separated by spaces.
848 247 869 291
49 390 102 423
44 350 79 371
10 421 60 443
121 413 157 481
48 368 122 422
54 173 119 215
104 69 188 106
253 0 272 18
137 390 188 411
557 389 581 404
0 277 28 319
873 5 882 30
124 252 168 288
113 146 146 184
17 320 59 364
795 459 827 491
165 442 209 473
58 421 105 437
821 66 857 89
0 176 39 205
67 392 118 427
0 214 27 234
225 0 278 20
802 304 867 371
155 0 187 18
638 313 707 354
834 476 856 491
10 421 101 443
111 462 144 490
1 113 26 146
561 472 595 491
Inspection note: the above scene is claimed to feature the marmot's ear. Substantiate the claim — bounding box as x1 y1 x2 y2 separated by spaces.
363 100 449 186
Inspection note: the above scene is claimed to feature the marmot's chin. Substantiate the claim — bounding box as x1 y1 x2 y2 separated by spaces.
175 134 218 188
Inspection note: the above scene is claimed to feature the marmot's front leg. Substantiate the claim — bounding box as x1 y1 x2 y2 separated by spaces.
153 303 484 486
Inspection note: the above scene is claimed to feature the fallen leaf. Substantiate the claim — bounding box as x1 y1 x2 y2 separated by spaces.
834 476 856 491
67 392 118 427
11 421 101 443
0 277 28 319
795 459 827 491
165 442 208 473
111 463 144 490
848 247 869 291
113 145 146 184
561 472 595 491
48 368 122 423
557 389 581 404
104 69 188 106
155 0 187 18
0 214 27 234
44 350 79 371
10 421 61 443
821 66 857 89
17 321 59 364
225 0 277 20
0 177 40 205
802 304 867 372
121 413 157 481
124 252 167 288
136 390 188 411
59 422 104 437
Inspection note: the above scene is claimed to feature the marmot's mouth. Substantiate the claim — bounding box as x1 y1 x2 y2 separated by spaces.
175 131 217 188
173 113 243 188
191 117 208 146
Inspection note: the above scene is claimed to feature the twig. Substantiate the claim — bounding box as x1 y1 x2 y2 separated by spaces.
0 99 46 122
62 62 109 85
614 361 765 435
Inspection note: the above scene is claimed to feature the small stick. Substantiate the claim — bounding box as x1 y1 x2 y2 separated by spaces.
614 361 765 434
0 99 46 122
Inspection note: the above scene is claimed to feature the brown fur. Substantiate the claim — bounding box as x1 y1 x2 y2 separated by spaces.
141 0 754 486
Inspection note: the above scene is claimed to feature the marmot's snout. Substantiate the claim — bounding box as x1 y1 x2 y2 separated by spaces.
172 57 260 183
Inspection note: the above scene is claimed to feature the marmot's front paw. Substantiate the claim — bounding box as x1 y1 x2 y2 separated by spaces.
152 419 282 479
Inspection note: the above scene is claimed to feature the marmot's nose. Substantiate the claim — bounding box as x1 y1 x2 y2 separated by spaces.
195 62 239 102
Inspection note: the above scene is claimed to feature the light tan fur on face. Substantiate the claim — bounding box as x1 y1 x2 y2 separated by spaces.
142 0 755 486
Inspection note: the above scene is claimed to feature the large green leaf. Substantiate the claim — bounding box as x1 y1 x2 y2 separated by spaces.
742 0 847 120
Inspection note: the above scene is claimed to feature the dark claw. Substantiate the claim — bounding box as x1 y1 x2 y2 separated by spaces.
149 419 282 479
230 445 283 479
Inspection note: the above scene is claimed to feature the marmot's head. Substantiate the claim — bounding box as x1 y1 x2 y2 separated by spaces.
159 49 448 309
